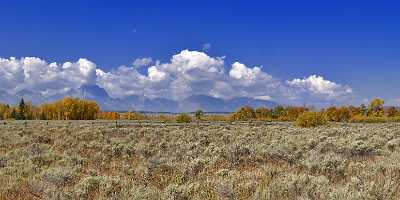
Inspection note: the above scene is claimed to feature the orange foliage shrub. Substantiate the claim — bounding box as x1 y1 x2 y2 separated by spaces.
325 106 351 122
296 111 327 127
125 112 147 120
231 106 256 121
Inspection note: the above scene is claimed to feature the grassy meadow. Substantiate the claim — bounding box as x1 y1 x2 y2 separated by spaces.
1 121 400 199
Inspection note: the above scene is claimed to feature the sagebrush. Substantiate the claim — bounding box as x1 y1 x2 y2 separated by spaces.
1 121 400 199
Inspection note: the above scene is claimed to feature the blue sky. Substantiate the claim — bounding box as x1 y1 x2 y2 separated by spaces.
0 0 399 105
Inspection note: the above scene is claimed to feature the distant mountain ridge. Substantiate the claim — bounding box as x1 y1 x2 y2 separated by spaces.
179 95 277 112
0 85 279 112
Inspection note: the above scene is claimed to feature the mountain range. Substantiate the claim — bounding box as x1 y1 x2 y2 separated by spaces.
0 85 278 112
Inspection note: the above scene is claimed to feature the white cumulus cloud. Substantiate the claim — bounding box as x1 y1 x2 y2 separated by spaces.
229 62 273 86
286 75 353 104
0 50 355 106
254 95 273 101
132 57 153 68
0 57 97 96
162 49 225 81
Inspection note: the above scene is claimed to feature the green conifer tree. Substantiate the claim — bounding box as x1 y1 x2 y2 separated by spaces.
17 98 26 120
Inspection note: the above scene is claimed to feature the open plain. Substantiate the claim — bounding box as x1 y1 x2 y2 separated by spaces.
1 121 400 199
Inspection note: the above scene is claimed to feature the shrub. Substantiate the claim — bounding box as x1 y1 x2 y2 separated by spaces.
296 111 327 127
203 114 230 122
264 174 330 199
386 107 399 117
73 176 121 199
98 112 120 120
325 106 351 122
176 114 192 123
389 116 400 122
154 114 175 123
125 111 146 120
194 110 204 121
368 98 385 117
282 106 308 121
41 167 77 186
231 106 256 121
272 106 286 119
255 107 272 120
349 115 387 123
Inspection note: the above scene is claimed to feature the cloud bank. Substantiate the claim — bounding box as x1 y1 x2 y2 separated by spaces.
0 50 353 105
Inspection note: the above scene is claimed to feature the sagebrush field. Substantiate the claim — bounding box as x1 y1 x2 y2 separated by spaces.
1 121 400 199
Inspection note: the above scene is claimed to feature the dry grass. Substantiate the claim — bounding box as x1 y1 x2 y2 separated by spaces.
1 121 400 199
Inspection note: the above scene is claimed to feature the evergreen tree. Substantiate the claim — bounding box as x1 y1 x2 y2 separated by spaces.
17 98 26 120
195 110 204 121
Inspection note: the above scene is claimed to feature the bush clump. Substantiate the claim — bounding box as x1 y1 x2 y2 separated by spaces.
176 114 192 123
231 106 256 121
125 111 147 120
349 115 387 123
296 111 327 127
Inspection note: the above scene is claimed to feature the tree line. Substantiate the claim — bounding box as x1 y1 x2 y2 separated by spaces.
0 97 99 120
231 98 400 122
0 97 399 122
